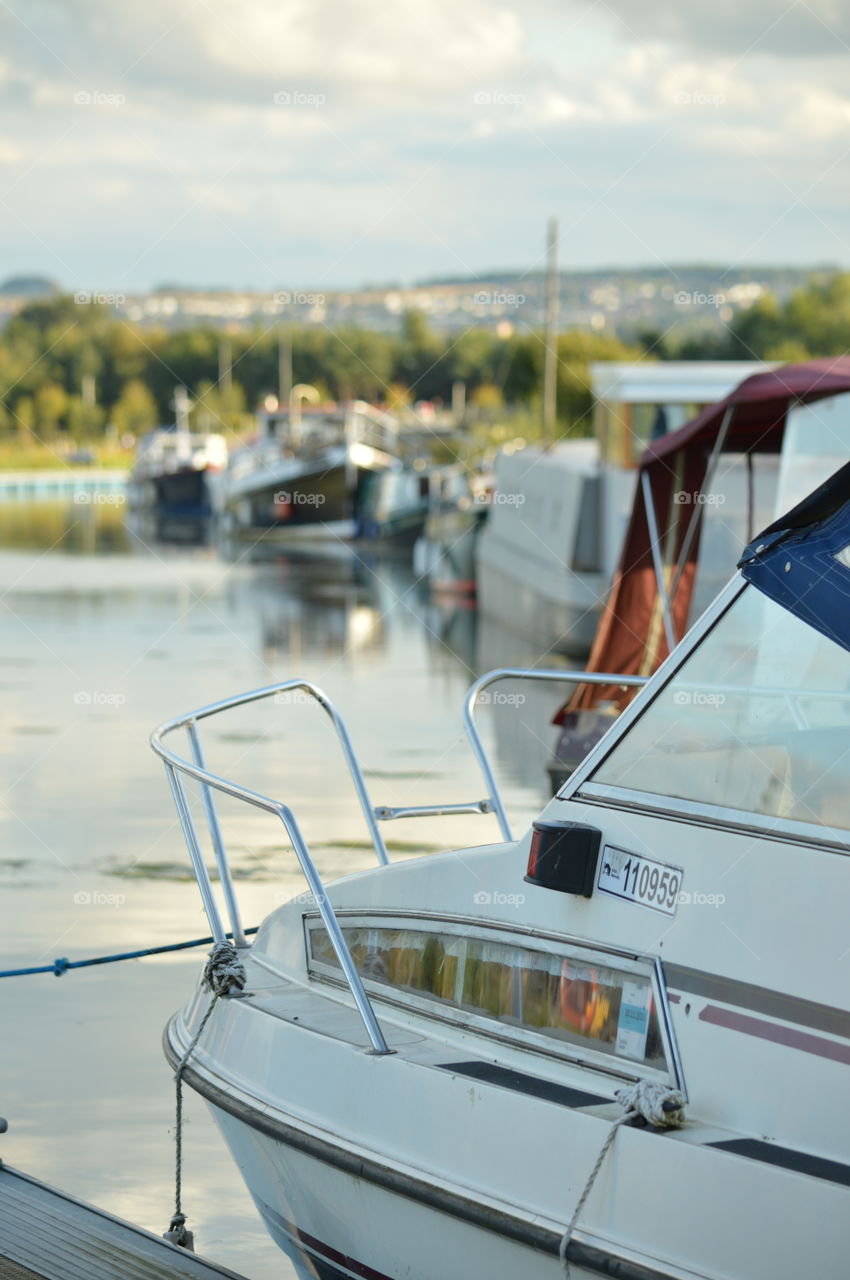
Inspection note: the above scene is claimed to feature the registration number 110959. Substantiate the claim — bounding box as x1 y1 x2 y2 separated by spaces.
597 845 682 916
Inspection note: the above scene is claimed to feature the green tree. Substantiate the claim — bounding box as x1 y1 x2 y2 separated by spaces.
393 310 446 399
13 396 35 440
111 379 159 436
727 273 850 360
66 396 106 440
191 379 247 434
555 330 642 431
33 383 69 434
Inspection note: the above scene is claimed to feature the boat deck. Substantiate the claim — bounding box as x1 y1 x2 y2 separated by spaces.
0 1164 248 1280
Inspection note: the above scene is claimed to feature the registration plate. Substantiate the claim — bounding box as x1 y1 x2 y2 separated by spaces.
597 845 682 916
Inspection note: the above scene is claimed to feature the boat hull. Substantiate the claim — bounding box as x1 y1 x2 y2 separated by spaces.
225 459 354 535
210 1101 593 1280
153 467 212 517
474 443 633 658
223 460 430 544
165 964 850 1280
476 554 601 659
128 466 213 518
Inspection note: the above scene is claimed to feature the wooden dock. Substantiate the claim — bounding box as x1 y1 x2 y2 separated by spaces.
0 1163 249 1280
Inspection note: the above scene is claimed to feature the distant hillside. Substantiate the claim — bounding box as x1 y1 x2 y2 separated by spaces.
0 264 836 340
0 275 61 298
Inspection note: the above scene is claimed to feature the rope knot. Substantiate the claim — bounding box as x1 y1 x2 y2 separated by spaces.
202 939 246 997
163 1212 195 1251
614 1080 686 1130
52 957 70 977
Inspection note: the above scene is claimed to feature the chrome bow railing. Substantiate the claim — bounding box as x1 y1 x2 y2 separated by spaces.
151 679 392 1054
151 668 647 1056
463 668 648 841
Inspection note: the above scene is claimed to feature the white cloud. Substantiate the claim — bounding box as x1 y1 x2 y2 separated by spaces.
201 0 526 99
591 0 850 58
1 0 850 287
0 140 22 165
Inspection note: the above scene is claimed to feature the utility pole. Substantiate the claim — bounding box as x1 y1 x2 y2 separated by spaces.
542 216 559 445
278 327 293 408
218 339 233 394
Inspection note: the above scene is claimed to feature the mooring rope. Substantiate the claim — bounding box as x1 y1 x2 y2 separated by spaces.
0 928 258 980
559 1080 685 1278
164 940 247 1251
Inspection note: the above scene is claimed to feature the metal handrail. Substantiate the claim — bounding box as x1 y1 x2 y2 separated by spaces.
463 668 649 842
151 679 392 1055
156 678 390 866
150 668 651 1052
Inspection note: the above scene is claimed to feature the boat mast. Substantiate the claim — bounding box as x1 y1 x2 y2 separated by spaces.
173 385 191 458
542 216 559 446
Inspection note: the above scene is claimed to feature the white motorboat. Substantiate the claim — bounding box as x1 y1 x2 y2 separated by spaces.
128 428 228 518
154 461 850 1280
128 387 228 518
475 361 771 658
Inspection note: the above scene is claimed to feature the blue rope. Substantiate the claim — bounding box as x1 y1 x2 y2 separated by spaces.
0 928 258 979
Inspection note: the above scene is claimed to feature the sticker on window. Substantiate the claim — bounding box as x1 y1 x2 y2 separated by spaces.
615 978 652 1060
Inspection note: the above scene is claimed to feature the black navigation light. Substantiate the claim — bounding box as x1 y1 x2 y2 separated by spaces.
525 821 601 898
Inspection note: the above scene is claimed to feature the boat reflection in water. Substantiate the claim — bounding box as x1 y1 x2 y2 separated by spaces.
124 510 213 548
225 552 388 664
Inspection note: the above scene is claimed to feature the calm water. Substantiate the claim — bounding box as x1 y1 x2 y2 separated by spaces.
0 500 568 1278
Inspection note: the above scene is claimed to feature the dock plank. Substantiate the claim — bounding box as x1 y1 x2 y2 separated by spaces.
0 1166 249 1280
1 1258 52 1280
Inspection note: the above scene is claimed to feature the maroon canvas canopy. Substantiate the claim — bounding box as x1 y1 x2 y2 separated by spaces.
559 357 850 720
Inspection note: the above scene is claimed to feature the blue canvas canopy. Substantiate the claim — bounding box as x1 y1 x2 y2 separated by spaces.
738 459 850 654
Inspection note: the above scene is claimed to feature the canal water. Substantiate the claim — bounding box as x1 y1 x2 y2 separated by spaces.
0 498 569 1278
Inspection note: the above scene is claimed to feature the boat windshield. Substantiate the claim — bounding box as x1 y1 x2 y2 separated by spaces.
588 583 850 832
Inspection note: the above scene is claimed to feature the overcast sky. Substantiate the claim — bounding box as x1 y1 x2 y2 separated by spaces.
1 0 849 291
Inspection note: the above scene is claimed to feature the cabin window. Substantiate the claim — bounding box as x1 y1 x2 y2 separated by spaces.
588 585 850 832
306 916 675 1080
